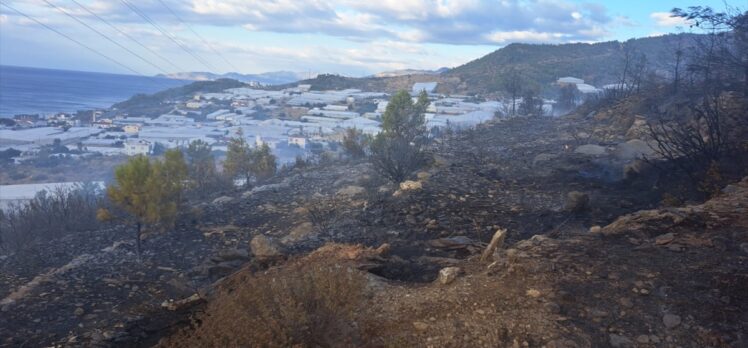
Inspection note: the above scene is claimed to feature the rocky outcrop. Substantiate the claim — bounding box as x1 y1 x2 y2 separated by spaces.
250 235 286 263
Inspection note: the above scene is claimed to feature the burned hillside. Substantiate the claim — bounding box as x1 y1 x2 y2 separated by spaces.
2 103 746 346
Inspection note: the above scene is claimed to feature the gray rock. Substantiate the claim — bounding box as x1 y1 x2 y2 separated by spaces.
335 185 366 197
619 297 634 309
574 144 607 156
655 233 675 245
544 302 561 314
663 313 681 329
250 235 286 262
721 184 739 194
609 334 633 347
615 139 655 160
216 249 250 262
740 243 748 254
74 307 84 317
533 153 557 165
212 196 234 205
428 236 476 250
437 267 461 285
251 182 290 194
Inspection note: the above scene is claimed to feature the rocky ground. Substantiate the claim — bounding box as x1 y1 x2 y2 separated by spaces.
1 115 745 347
159 176 748 347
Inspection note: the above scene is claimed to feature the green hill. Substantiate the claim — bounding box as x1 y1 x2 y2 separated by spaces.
445 33 698 94
291 33 699 96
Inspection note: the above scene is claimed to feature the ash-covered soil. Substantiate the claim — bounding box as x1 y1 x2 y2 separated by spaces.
1 115 745 347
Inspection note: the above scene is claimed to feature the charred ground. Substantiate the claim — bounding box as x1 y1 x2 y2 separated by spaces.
0 111 746 347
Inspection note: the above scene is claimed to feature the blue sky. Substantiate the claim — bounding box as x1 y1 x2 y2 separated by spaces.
0 0 734 77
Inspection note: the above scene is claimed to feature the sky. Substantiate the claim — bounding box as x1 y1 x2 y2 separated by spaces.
0 0 734 77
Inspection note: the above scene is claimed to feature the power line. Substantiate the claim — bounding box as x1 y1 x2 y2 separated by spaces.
119 0 215 72
155 0 239 72
41 0 172 76
69 0 185 73
0 1 145 77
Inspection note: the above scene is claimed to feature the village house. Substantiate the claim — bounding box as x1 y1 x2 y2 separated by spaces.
288 136 307 149
124 139 151 156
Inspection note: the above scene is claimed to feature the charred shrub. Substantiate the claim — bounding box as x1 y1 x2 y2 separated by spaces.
161 263 368 347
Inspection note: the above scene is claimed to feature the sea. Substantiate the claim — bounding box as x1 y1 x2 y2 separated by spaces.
0 65 190 118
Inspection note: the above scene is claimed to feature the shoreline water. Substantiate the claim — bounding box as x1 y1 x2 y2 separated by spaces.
0 65 189 118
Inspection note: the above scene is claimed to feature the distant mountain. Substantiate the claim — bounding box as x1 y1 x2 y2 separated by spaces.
156 71 315 85
372 67 449 78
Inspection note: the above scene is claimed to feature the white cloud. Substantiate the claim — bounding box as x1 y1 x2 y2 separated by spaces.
0 0 623 75
485 30 567 44
183 0 614 45
650 12 691 27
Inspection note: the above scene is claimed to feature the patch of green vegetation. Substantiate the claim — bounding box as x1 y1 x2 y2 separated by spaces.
112 78 246 116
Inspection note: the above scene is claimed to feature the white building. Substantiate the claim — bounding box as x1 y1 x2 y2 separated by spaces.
146 114 195 126
123 124 141 134
124 140 151 156
288 136 307 149
557 77 585 85
0 127 101 146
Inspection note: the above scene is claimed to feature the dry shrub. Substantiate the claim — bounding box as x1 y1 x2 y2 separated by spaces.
306 196 344 234
161 263 369 347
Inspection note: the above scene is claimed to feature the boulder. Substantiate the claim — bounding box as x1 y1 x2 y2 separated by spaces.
437 267 461 285
625 116 648 139
574 144 607 156
250 235 286 262
212 196 234 205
